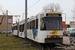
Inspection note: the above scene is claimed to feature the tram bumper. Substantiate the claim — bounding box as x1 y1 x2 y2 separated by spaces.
45 38 63 43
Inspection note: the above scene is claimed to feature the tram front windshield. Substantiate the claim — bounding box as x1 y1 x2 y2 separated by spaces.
40 17 62 30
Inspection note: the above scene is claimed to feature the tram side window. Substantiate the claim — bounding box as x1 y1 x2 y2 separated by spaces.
15 26 16 30
20 25 22 32
24 24 25 30
13 26 15 30
31 20 35 29
40 18 46 30
19 26 20 31
14 26 17 30
19 24 24 32
27 23 30 29
21 25 22 31
22 24 24 32
16 26 17 30
12 27 13 30
12 27 14 30
21 25 23 32
19 25 21 31
36 19 38 29
29 22 31 29
14 26 15 30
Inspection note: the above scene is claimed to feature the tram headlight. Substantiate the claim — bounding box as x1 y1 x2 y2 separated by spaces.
47 36 52 38
47 36 50 38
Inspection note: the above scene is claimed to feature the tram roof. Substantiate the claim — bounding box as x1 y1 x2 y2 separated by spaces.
46 12 62 14
19 12 62 25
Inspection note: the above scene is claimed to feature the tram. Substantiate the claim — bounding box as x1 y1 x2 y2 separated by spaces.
12 12 63 43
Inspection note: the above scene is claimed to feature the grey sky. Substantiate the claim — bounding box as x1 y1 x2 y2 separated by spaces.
0 0 74 24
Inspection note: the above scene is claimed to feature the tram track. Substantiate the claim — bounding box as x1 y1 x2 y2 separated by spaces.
36 43 56 50
36 43 75 50
13 35 75 50
27 38 55 50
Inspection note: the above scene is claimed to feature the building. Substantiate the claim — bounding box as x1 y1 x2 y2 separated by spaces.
65 24 70 28
0 15 13 32
70 21 75 28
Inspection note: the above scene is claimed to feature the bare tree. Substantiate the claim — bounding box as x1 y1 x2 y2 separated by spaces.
0 6 5 25
42 3 63 12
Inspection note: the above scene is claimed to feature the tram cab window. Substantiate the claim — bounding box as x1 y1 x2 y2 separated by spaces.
40 17 62 30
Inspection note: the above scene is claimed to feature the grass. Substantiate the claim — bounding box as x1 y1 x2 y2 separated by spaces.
0 33 36 50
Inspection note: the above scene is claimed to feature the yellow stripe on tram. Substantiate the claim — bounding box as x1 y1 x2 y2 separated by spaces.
52 30 58 36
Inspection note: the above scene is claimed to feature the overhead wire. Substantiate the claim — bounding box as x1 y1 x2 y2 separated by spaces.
28 0 40 9
8 11 14 16
21 0 40 13
6 0 40 22
19 0 40 19
8 11 20 23
8 11 20 17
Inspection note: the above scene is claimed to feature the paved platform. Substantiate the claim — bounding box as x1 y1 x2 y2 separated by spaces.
63 36 70 45
63 36 75 45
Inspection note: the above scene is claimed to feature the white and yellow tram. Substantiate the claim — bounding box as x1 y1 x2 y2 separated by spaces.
12 12 63 43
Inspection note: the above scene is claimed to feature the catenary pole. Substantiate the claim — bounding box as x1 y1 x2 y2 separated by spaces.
25 0 27 42
6 10 8 36
17 19 19 36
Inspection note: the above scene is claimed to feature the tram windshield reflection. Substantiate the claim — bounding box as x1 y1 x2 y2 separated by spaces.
40 17 62 30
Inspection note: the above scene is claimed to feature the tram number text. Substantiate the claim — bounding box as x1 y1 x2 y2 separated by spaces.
50 32 55 34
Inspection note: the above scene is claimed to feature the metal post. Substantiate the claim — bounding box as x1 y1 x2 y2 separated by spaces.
17 19 19 36
25 0 27 42
6 10 8 36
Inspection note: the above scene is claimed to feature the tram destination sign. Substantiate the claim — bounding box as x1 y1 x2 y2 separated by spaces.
46 13 61 17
